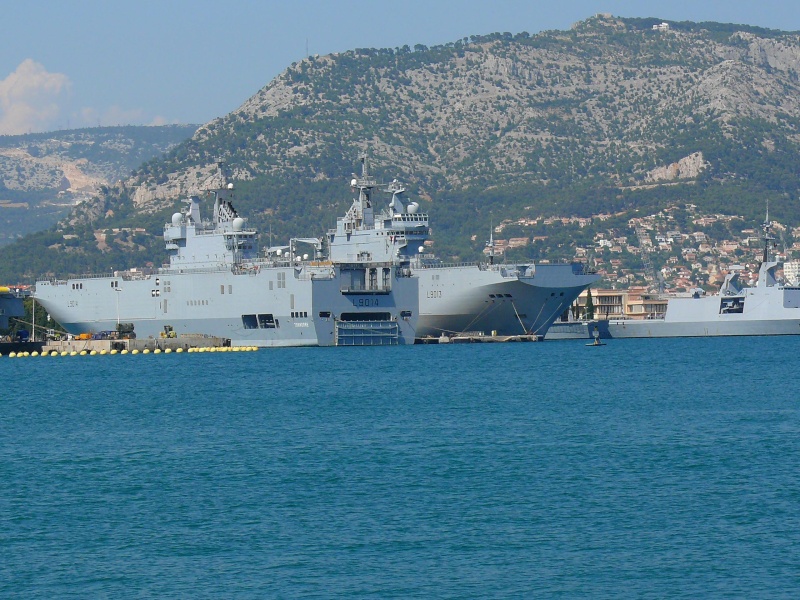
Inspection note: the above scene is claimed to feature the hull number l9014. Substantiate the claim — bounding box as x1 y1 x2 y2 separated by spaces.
352 298 379 307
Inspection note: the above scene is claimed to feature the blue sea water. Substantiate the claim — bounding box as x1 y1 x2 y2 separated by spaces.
2 338 799 598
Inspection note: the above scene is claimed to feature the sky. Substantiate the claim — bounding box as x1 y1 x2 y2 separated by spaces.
2 0 800 135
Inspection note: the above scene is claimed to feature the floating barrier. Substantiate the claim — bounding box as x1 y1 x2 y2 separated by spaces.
2 342 259 359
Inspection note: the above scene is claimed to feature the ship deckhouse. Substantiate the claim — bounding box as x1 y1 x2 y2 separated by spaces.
327 154 429 264
163 183 258 269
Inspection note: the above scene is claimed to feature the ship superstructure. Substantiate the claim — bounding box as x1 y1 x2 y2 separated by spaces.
35 156 598 346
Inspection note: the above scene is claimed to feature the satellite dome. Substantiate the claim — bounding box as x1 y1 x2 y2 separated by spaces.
171 213 182 226
407 202 420 214
232 217 245 232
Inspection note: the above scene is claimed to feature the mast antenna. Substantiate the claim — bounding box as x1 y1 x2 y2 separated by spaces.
486 217 495 265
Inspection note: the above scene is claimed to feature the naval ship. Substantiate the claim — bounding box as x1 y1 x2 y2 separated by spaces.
603 213 800 338
35 156 598 346
549 212 800 340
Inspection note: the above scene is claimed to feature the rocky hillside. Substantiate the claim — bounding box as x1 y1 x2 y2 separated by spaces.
6 15 800 282
110 16 800 209
0 125 197 243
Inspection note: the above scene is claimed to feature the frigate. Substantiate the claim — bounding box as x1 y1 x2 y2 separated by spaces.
35 156 598 346
548 212 800 339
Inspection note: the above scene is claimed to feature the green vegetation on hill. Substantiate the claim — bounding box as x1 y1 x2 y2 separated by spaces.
4 15 800 282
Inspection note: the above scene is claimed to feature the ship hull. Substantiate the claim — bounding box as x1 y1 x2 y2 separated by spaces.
606 317 800 338
604 285 800 338
36 261 597 346
414 263 598 339
35 264 421 347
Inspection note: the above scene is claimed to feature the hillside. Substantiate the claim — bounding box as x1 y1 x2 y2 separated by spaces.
4 15 800 284
0 125 197 244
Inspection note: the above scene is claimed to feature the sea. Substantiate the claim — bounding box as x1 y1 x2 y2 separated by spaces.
2 337 799 598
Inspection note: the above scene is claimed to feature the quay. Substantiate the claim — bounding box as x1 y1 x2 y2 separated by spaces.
41 334 231 354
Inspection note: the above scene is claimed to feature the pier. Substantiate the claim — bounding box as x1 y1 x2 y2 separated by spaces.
40 335 232 355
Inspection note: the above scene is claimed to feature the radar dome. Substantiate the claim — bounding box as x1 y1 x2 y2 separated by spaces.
418 246 425 253
171 213 182 226
232 217 245 232
227 183 234 189
350 178 358 187
407 202 419 214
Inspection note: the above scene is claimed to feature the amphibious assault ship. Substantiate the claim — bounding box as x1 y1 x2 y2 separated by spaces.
35 156 598 346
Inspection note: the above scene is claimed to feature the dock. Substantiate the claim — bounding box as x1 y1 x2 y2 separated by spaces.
41 334 231 355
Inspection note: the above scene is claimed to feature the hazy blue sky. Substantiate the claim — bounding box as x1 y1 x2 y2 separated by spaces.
2 0 800 134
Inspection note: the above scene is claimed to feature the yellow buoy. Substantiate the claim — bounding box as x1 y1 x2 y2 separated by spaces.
154 348 161 354
110 349 117 355
164 348 172 354
131 349 139 355
176 347 184 353
142 348 150 354
121 349 128 355
90 350 97 356
8 352 16 358
31 351 39 357
79 350 87 356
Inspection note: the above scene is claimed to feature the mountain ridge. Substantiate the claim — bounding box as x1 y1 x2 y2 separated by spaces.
0 125 198 244
4 15 800 283
113 15 800 201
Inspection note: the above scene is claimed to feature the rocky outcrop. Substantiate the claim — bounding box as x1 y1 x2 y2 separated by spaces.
646 152 709 183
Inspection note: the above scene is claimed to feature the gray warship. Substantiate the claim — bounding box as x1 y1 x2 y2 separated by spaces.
35 156 598 346
547 211 800 339
603 213 800 338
